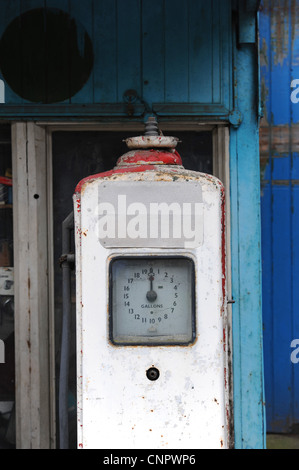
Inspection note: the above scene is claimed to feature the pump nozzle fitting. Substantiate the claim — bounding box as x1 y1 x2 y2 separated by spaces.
144 116 159 136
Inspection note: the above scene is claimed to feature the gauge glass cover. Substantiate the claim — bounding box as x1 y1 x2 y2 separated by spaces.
109 257 195 345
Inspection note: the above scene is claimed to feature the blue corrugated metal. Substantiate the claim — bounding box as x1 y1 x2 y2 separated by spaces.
260 0 299 433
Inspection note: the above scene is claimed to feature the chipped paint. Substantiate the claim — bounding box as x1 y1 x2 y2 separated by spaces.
116 149 182 166
125 135 179 149
74 138 229 449
261 0 295 66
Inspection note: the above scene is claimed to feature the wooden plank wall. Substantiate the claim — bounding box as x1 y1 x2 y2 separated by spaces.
0 0 230 115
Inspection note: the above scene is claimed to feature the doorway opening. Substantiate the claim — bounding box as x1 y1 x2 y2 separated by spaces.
51 128 213 448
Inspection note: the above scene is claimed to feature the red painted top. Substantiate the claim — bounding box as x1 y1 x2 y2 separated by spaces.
0 176 12 186
74 149 182 194
116 149 182 166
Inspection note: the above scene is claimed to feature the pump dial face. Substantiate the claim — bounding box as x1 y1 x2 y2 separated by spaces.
109 257 195 345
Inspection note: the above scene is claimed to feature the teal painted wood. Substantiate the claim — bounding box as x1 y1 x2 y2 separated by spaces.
0 0 231 119
230 10 266 448
141 0 165 104
117 0 141 102
69 0 94 104
164 0 189 102
93 0 118 103
188 0 213 103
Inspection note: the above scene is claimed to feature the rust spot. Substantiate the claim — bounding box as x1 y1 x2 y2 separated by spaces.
82 229 88 237
259 124 298 156
220 439 223 447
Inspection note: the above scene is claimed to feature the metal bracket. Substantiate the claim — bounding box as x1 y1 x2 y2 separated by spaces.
59 211 74 449
229 109 243 128
59 253 75 268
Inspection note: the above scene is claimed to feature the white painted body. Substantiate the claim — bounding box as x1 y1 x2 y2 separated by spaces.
74 166 229 449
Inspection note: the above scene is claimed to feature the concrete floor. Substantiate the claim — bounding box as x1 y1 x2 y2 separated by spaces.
266 434 299 449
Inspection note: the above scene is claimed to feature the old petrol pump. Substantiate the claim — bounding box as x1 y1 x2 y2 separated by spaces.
73 118 230 449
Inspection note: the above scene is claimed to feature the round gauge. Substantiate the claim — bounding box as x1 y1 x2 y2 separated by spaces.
109 256 195 345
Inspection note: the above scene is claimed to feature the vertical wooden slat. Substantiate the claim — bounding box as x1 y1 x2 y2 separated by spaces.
290 2 299 429
116 0 142 102
45 129 56 448
93 0 118 103
292 184 299 425
164 0 189 102
213 126 234 440
141 0 165 105
12 122 50 448
12 122 31 448
272 185 292 429
260 182 273 429
219 0 231 110
269 1 290 126
27 122 50 448
212 0 221 104
188 0 213 103
230 29 265 447
69 0 94 104
259 0 273 435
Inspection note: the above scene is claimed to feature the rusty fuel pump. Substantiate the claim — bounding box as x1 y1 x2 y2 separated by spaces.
70 117 230 449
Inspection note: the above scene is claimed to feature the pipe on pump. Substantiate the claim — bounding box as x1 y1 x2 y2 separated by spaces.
59 211 74 449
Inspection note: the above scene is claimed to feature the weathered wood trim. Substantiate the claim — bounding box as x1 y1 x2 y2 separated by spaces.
11 122 51 448
213 125 234 447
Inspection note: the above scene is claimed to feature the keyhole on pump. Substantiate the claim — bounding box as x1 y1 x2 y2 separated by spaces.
146 367 160 381
146 275 157 302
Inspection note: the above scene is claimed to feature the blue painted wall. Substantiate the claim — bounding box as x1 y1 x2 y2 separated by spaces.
260 0 299 433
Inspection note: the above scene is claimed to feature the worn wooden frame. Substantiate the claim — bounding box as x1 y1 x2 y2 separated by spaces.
11 122 50 448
